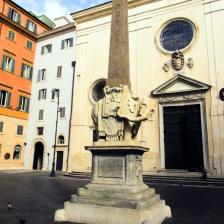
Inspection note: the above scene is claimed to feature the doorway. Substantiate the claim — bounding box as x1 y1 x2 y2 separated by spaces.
163 104 204 171
56 151 64 171
33 142 44 170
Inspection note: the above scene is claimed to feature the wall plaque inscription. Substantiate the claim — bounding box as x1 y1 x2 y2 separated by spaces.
97 156 125 179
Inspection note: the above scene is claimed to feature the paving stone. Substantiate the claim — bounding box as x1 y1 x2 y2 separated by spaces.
0 171 223 224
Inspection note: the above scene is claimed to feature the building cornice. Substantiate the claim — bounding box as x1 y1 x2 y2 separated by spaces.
71 0 160 23
37 23 76 41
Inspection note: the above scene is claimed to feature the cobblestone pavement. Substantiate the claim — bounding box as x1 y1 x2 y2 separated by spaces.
0 171 223 224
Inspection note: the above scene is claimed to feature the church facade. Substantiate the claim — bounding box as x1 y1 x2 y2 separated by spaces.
68 0 224 175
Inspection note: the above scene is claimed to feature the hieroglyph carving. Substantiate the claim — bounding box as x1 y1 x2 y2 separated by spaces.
92 85 151 142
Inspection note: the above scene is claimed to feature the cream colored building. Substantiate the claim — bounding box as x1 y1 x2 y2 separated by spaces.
68 0 224 175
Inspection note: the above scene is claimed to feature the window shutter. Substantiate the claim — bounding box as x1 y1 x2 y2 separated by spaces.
61 40 65 49
41 46 44 55
29 67 33 80
49 45 52 52
6 92 11 108
34 24 37 34
18 13 21 24
37 70 41 82
38 90 41 100
21 63 25 77
26 98 30 112
18 95 22 110
70 38 73 47
2 55 6 70
11 58 15 73
26 20 30 29
8 8 12 18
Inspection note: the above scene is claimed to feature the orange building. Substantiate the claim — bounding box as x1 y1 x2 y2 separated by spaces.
0 0 52 169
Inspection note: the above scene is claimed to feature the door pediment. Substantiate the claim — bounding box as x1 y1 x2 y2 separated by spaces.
151 74 211 96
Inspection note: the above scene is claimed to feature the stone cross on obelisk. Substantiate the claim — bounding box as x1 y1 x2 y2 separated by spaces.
107 0 131 88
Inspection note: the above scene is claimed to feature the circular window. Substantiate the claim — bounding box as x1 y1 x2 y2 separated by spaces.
91 79 106 103
160 19 195 52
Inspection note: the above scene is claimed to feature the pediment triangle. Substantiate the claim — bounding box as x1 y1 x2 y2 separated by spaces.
152 74 211 96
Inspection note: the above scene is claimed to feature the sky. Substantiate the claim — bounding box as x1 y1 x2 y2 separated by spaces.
13 0 109 20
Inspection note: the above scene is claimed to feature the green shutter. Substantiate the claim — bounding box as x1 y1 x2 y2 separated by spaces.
26 98 30 112
2 55 6 70
18 95 22 110
26 20 30 29
21 63 25 77
18 13 21 24
6 92 11 108
41 46 44 55
8 8 12 18
61 40 65 49
34 24 37 34
70 38 73 47
30 67 33 80
11 58 15 73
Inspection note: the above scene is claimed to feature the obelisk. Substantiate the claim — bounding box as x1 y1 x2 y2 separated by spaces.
107 0 131 88
55 0 171 223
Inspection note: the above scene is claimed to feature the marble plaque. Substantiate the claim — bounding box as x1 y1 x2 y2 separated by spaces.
97 156 125 179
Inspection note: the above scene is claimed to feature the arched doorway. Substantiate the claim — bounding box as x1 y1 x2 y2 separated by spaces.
33 142 44 170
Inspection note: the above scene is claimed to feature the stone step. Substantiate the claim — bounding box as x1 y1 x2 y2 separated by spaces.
65 172 224 187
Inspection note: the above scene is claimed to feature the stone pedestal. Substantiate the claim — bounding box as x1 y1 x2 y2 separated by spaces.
55 144 171 224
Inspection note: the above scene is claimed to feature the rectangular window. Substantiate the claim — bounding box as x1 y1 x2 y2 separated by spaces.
18 96 30 112
38 109 44 120
0 122 4 133
17 125 23 135
37 69 46 82
26 19 37 33
0 90 11 107
60 107 66 118
37 127 44 135
8 30 15 41
21 63 33 80
41 44 52 55
61 38 73 49
38 89 47 100
2 55 15 73
26 40 33 50
57 66 62 78
8 8 21 23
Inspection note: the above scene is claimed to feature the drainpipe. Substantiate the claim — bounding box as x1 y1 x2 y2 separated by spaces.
66 60 76 173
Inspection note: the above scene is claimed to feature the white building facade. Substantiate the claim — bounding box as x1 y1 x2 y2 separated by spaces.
25 18 76 172
67 0 224 176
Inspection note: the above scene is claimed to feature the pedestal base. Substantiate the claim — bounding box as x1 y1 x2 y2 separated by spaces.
55 199 171 224
55 145 171 224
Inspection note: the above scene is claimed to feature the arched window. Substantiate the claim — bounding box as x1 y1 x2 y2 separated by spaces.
13 145 21 160
58 135 65 145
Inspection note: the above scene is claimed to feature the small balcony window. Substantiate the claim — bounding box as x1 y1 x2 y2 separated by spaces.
2 55 15 73
61 38 73 49
18 96 30 112
26 20 37 33
21 64 33 80
0 90 11 108
8 8 21 24
41 44 52 55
